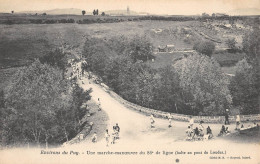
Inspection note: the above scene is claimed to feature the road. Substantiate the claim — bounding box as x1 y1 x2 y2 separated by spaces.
0 76 259 164
76 76 257 148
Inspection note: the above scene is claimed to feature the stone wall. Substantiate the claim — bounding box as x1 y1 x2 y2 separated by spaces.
104 87 260 124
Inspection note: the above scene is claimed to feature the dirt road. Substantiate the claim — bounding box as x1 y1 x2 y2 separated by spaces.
78 77 257 147
0 76 259 164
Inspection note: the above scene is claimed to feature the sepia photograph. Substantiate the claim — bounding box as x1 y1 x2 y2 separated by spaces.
0 0 259 163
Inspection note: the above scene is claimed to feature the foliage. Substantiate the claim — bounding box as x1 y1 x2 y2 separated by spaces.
229 59 259 114
226 38 237 50
93 9 99 15
152 66 191 113
83 36 194 114
124 35 154 62
39 49 67 72
193 41 215 57
242 26 260 63
229 28 260 114
1 60 91 147
82 10 86 16
174 53 232 115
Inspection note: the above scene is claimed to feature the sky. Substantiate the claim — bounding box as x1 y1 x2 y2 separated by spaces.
0 0 259 15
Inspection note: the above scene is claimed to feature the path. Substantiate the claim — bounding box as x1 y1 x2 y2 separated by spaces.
0 76 259 164
74 76 256 149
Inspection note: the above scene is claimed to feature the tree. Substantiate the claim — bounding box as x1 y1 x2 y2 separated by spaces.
152 66 187 113
39 49 67 72
226 38 237 50
174 53 232 115
229 27 260 114
4 60 69 146
101 12 105 16
93 10 96 15
124 35 154 62
242 26 260 65
2 60 92 147
82 10 86 16
56 82 91 142
83 37 112 77
96 9 99 15
11 11 14 14
193 41 215 57
0 90 4 108
229 59 259 114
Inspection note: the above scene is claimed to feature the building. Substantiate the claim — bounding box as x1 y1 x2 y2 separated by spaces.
157 45 175 53
215 13 229 17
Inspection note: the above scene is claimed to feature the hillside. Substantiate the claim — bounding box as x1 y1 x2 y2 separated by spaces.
18 8 86 15
17 8 149 16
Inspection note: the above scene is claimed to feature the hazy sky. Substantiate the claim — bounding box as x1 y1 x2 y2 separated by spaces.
0 0 259 15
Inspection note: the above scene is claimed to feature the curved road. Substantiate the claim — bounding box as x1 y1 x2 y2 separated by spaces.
0 76 259 164
77 77 257 147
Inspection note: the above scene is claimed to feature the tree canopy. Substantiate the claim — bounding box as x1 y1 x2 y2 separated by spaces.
193 41 215 57
174 53 232 115
1 60 91 147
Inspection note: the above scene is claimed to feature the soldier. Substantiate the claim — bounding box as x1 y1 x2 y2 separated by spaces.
150 114 155 128
97 98 101 111
185 126 194 141
114 123 120 139
189 116 194 129
167 113 172 128
224 109 230 125
235 115 240 130
105 129 110 147
91 132 97 143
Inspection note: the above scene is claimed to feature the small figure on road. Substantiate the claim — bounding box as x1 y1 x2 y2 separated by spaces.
113 123 120 139
224 109 230 125
189 116 194 129
105 129 110 147
167 113 172 128
193 127 200 140
218 125 226 136
225 127 230 134
235 114 240 130
111 123 120 144
198 121 204 137
185 126 194 141
206 126 213 139
97 98 101 111
91 132 97 143
150 114 155 128
79 133 85 141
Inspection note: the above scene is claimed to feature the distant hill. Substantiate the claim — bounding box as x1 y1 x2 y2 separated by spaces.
18 8 89 15
229 8 260 15
18 8 149 16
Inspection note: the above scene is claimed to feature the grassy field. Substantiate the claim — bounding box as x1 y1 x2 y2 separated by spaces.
0 19 251 90
0 20 197 69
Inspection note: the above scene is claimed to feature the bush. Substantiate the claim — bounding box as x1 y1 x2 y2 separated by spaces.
193 41 215 57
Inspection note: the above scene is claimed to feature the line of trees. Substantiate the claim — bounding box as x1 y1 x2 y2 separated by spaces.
229 26 260 114
83 27 259 116
93 9 99 15
82 35 233 116
0 50 92 148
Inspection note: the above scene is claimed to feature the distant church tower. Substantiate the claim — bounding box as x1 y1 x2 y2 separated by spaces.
127 6 130 15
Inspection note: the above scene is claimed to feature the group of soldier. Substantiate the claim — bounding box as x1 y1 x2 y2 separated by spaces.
91 123 120 147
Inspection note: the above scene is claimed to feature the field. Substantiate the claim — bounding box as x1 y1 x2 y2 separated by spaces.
0 16 253 90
